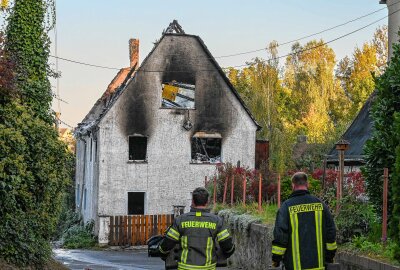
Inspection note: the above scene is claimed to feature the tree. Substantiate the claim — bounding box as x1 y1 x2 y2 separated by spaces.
0 0 73 266
336 26 388 121
4 0 56 124
228 42 295 173
363 40 400 228
391 113 400 260
283 40 349 144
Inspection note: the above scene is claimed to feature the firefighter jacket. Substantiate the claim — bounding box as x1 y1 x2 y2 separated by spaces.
159 207 235 270
272 190 337 270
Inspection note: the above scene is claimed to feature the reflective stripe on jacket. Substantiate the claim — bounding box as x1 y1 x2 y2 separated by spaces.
159 208 234 270
272 190 337 270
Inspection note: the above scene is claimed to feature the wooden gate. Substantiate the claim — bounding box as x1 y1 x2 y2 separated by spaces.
109 214 174 246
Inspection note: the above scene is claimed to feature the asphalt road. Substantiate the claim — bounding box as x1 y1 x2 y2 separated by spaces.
53 249 236 270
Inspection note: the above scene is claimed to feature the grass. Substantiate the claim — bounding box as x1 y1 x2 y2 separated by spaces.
340 236 400 266
212 202 278 224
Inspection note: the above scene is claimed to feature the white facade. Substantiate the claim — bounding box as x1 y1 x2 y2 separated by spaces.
385 0 400 59
75 33 259 241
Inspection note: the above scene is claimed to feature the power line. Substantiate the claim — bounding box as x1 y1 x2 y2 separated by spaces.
225 9 399 69
49 6 397 73
49 55 121 70
52 92 69 104
214 4 392 59
59 119 75 129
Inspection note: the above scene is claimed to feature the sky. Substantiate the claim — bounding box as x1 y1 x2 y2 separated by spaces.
47 0 389 128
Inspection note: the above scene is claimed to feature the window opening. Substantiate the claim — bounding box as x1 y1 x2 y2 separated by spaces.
162 81 195 109
128 192 145 215
129 135 147 161
191 132 222 163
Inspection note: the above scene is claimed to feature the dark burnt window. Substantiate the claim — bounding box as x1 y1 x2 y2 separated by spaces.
128 192 145 215
161 81 195 109
129 135 147 161
191 132 222 163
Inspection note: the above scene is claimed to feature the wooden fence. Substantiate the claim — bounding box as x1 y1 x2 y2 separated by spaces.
109 214 174 246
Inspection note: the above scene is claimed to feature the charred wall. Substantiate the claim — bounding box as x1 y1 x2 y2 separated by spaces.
118 75 155 138
117 34 239 143
193 71 234 137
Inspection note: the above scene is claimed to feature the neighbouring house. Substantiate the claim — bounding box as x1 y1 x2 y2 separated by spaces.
326 93 376 171
74 21 261 243
326 0 400 171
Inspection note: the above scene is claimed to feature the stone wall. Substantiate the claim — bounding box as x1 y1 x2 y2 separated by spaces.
336 252 400 270
219 210 400 270
218 209 274 270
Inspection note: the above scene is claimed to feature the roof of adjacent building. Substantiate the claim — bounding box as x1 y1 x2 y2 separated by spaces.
326 92 376 165
75 20 261 135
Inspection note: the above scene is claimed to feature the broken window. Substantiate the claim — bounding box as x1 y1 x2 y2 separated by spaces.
191 132 222 163
161 81 195 109
128 192 145 215
129 135 147 161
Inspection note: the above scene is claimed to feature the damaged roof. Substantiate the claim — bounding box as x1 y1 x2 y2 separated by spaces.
326 92 376 165
75 20 261 136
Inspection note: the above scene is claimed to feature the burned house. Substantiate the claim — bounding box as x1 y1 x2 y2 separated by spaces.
74 21 260 242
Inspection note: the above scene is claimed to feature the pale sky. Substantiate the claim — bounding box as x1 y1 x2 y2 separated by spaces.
48 0 389 128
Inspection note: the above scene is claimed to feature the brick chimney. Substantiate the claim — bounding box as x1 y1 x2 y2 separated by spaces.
129 39 139 68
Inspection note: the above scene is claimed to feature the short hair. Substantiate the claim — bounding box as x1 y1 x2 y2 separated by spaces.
291 172 308 186
192 187 209 206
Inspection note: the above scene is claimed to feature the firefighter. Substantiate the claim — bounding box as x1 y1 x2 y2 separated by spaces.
272 172 337 269
159 187 235 270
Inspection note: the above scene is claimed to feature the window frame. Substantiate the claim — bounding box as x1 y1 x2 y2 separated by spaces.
190 132 222 164
127 191 146 215
160 81 196 110
128 134 148 162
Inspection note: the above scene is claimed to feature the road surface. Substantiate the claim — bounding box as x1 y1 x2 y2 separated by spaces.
53 249 236 270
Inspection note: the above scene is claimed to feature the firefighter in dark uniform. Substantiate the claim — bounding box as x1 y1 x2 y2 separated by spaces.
159 187 235 270
272 172 337 269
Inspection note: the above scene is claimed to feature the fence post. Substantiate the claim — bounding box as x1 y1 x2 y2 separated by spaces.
258 173 262 212
278 174 281 208
213 176 217 205
231 175 234 206
382 168 389 244
223 176 228 204
242 174 246 206
204 176 207 187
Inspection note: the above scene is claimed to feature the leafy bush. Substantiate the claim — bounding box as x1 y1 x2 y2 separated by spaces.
391 113 400 259
335 195 378 243
280 174 322 202
343 236 400 264
207 163 262 204
62 220 96 249
363 41 400 224
0 101 73 266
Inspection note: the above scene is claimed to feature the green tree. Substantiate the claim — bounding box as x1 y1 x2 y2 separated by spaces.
284 40 349 144
0 0 73 266
363 41 400 228
4 0 56 124
228 42 294 173
0 101 73 266
391 113 400 259
336 26 388 121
